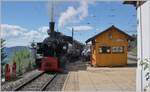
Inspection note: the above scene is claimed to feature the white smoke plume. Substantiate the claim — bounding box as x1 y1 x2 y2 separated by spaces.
58 0 94 28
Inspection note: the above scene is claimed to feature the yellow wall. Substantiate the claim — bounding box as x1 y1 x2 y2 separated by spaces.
92 28 128 66
91 46 97 65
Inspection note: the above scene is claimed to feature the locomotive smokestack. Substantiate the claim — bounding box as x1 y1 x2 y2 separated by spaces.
49 22 55 33
47 22 55 35
47 1 55 34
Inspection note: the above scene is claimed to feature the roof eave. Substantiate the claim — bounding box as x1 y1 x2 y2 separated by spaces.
86 38 93 43
85 25 133 43
123 1 146 8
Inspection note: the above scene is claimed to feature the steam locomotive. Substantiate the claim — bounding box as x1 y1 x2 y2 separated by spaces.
33 22 73 72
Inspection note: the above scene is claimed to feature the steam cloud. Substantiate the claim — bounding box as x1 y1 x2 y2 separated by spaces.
58 0 93 28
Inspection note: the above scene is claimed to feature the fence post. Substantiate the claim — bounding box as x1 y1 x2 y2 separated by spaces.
5 64 10 81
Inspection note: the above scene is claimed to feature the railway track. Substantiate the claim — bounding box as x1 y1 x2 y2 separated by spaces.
13 72 57 91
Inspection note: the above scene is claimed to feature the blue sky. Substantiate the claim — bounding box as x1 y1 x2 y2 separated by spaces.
1 0 137 47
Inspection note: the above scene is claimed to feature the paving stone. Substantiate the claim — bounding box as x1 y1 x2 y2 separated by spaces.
62 65 136 91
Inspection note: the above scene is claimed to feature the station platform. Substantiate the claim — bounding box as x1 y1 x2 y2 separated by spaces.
62 61 136 91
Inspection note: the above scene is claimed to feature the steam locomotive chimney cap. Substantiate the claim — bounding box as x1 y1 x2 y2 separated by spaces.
47 21 55 35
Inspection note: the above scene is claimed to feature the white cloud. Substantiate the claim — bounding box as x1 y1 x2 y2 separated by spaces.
1 24 49 47
58 0 94 28
67 25 93 31
1 24 27 38
96 28 100 31
38 26 49 33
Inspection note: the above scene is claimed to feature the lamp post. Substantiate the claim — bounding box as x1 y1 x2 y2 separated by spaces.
72 28 74 45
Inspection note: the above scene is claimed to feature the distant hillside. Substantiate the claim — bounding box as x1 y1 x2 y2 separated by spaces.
3 46 30 64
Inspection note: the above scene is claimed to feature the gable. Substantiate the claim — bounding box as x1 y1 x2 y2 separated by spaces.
95 28 129 41
86 25 132 43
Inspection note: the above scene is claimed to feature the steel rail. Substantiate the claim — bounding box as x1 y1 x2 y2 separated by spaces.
40 73 57 91
13 72 45 91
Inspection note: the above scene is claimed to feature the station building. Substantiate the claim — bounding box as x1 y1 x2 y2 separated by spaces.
86 25 132 67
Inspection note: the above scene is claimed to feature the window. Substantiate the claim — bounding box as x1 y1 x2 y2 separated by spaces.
112 46 124 53
99 46 111 54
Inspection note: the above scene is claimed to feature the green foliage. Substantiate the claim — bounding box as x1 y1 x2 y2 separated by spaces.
26 61 32 72
140 58 150 70
13 48 34 75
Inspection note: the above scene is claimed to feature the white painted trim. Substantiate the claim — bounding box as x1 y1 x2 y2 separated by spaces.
136 1 150 92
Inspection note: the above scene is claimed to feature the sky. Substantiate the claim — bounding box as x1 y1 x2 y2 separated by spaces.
1 0 137 47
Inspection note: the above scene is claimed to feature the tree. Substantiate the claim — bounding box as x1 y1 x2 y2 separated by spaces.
1 39 7 77
1 39 7 62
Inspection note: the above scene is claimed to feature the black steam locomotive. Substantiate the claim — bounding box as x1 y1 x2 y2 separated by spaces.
34 22 72 72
